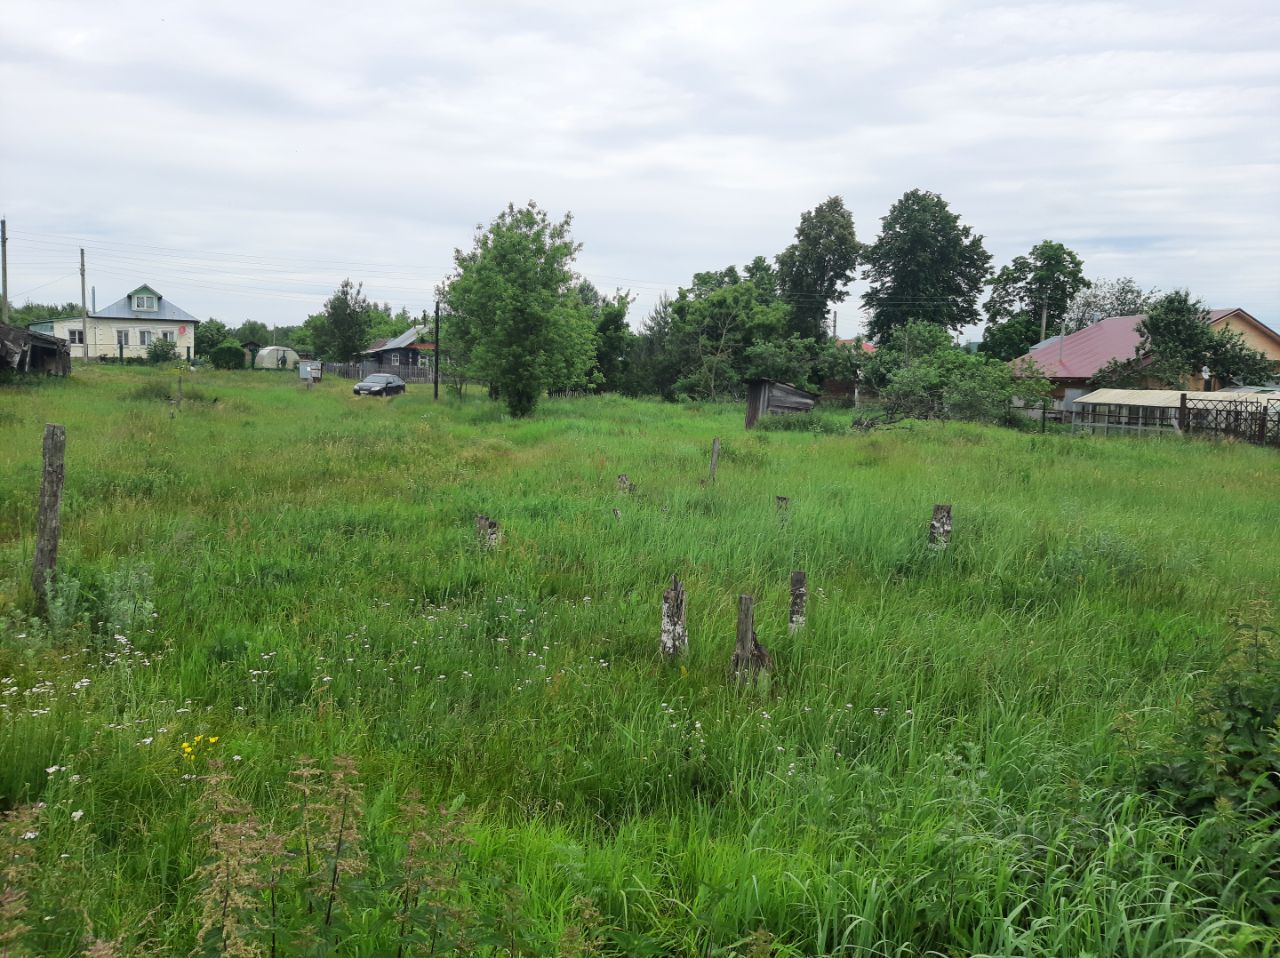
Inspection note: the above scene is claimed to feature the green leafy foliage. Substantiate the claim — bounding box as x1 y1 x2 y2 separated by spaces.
1144 602 1280 820
440 202 593 416
195 318 230 357
146 337 178 365
310 280 373 362
981 240 1089 360
862 189 992 341
775 195 860 341
209 340 245 370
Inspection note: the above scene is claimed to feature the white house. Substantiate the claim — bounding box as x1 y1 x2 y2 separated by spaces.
33 284 200 360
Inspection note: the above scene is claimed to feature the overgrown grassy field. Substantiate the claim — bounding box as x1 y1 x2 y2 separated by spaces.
1 366 1278 956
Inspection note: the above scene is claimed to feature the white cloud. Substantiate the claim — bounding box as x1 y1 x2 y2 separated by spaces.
1 0 1277 335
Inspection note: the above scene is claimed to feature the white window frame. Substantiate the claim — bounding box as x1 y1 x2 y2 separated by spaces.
117 329 130 347
390 353 399 365
68 329 84 345
161 329 176 343
133 294 157 311
139 330 154 347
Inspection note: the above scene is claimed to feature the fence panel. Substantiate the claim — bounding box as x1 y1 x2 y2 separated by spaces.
323 361 436 383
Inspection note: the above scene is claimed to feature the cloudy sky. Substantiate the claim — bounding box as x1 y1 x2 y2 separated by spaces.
2 0 1278 337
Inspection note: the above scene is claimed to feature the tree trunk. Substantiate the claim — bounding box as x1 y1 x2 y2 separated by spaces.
660 575 688 658
788 571 807 633
474 514 501 548
730 595 771 686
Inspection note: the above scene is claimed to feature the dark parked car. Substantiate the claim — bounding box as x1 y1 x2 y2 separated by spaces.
353 373 406 396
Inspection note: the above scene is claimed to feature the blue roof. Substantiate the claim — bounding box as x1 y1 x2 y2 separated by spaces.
93 285 200 324
367 325 426 351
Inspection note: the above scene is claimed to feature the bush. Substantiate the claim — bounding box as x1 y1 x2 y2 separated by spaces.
210 340 245 370
147 338 179 364
1144 601 1280 820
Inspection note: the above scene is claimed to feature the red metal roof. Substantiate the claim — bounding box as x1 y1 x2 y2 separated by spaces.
1022 315 1142 380
836 338 876 353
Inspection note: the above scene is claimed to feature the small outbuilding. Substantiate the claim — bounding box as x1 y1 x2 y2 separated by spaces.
253 345 301 370
1072 387 1280 447
0 323 71 376
745 379 819 428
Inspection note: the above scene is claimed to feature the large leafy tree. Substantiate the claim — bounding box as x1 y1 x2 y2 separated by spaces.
440 202 593 417
981 241 1089 360
862 189 991 342
775 196 860 342
234 320 271 345
195 318 231 356
311 280 373 361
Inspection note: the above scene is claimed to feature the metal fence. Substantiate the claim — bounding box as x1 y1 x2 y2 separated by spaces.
323 361 436 383
1073 394 1280 448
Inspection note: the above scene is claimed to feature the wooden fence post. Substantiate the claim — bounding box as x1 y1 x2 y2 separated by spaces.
32 424 66 611
177 375 183 410
474 514 501 548
928 504 952 550
612 507 622 521
789 571 807 633
709 437 721 484
730 595 771 686
617 474 633 495
660 575 688 658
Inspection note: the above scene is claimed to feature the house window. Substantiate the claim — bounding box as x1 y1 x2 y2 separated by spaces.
68 329 84 345
139 330 154 347
133 294 157 311
390 353 399 365
117 330 130 347
161 330 176 342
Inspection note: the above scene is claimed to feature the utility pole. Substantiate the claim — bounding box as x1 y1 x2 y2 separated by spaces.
80 248 88 360
432 301 440 400
1 218 9 326
1039 301 1048 343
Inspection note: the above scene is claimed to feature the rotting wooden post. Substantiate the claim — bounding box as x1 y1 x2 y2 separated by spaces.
660 575 688 658
612 507 622 521
789 570 807 633
730 594 771 686
775 495 790 512
474 514 501 549
32 424 66 611
709 437 721 484
177 375 183 410
928 504 952 550
617 474 633 495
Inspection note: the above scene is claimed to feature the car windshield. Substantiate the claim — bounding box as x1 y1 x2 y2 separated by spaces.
363 375 394 384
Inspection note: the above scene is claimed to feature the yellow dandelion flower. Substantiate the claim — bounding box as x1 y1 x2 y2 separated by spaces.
207 737 219 744
194 735 203 743
182 742 191 750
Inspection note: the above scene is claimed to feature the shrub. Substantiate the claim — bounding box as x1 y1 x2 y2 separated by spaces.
146 338 178 364
210 341 245 370
1144 601 1280 820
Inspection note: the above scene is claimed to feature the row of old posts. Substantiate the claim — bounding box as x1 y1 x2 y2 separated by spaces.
472 436 954 689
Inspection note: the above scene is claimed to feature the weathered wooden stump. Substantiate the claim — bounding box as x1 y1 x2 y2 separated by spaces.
617 474 633 494
709 437 721 484
775 495 790 511
612 507 622 521
660 575 688 658
928 504 952 550
474 514 501 548
32 424 66 612
788 570 807 633
730 595 771 686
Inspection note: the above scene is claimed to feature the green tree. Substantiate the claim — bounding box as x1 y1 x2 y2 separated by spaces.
312 280 373 362
981 240 1089 359
591 289 636 392
440 202 592 417
1139 291 1275 387
862 189 991 341
12 301 80 327
195 318 231 356
234 320 270 345
742 335 821 389
775 196 860 341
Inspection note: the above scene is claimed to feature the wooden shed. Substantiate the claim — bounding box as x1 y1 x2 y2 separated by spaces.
0 323 71 376
745 379 819 428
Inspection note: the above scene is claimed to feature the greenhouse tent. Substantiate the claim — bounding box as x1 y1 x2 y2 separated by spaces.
253 346 300 370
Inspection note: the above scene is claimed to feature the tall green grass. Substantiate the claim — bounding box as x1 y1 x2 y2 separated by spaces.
0 364 1277 955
